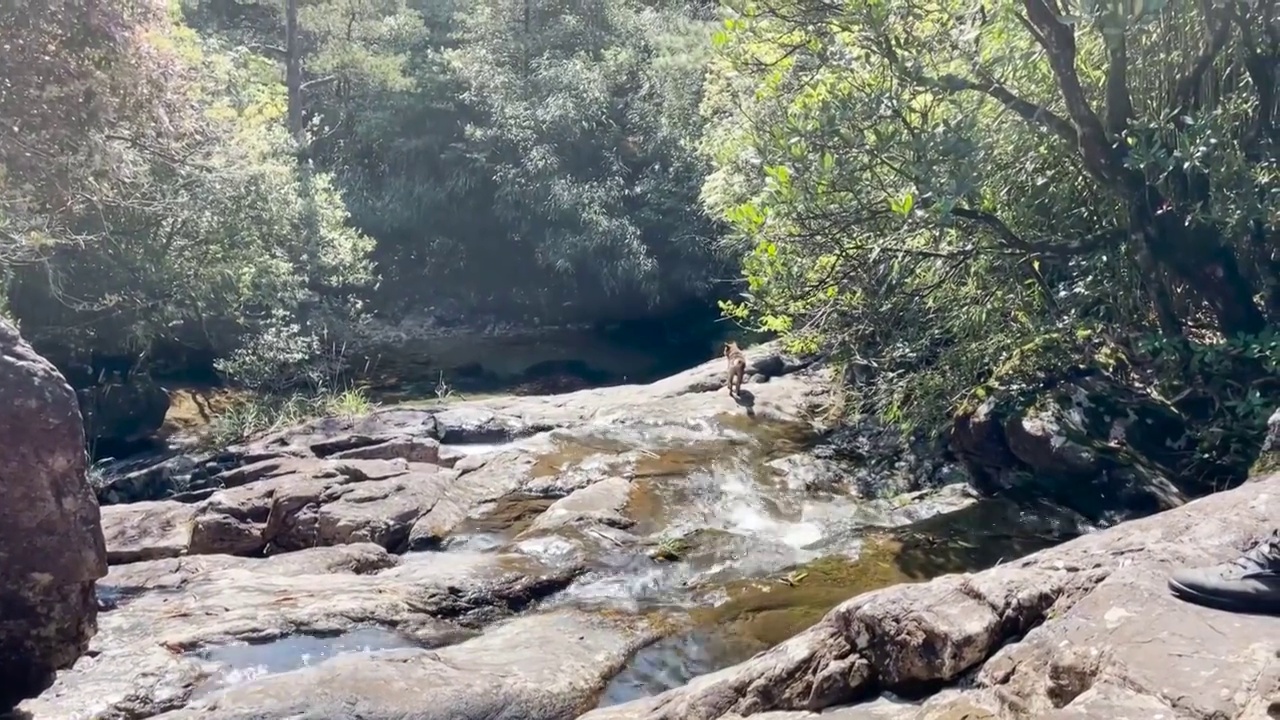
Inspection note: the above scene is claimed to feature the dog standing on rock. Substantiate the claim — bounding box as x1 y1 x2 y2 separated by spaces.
723 341 747 397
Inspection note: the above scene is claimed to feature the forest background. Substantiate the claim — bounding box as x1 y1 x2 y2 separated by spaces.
2 0 1277 484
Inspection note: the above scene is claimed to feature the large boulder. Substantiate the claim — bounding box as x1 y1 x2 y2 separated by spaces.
0 318 109 709
77 374 170 452
949 373 1201 521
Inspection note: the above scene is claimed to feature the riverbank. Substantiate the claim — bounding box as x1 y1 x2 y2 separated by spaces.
23 343 1277 719
79 321 742 468
19 342 1082 719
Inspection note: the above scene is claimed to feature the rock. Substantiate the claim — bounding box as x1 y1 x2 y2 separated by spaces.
186 458 454 557
249 410 439 458
406 449 543 550
102 501 198 564
1002 409 1100 483
1252 407 1280 476
93 452 199 505
0 317 109 710
434 404 551 443
103 439 678 563
90 341 823 502
209 453 320 490
78 374 171 448
873 483 981 525
92 449 306 506
329 435 441 464
815 414 966 499
96 457 463 563
948 399 1020 496
521 476 635 536
152 610 655 720
21 545 585 719
949 374 1206 522
582 473 1280 720
767 453 854 495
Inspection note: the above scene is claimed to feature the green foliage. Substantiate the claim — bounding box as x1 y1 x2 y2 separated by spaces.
700 0 1279 439
18 0 1272 495
2 2 375 386
4 0 733 393
202 385 376 447
439 0 725 314
1138 330 1280 474
188 0 732 322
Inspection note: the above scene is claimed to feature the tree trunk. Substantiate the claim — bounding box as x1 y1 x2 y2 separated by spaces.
1135 195 1266 337
285 0 303 145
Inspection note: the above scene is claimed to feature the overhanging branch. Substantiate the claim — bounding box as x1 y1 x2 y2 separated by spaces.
1173 2 1233 115
246 43 287 59
950 206 1125 256
300 76 338 92
1021 0 1125 185
932 73 1078 145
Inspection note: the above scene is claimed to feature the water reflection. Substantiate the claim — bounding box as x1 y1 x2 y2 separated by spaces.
595 630 764 707
188 627 420 698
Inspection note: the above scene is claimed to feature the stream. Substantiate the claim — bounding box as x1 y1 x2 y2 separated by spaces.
180 414 1094 710
61 343 1102 720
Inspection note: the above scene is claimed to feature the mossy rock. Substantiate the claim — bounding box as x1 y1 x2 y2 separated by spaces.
1250 409 1280 477
1250 452 1279 477
692 542 914 648
643 527 734 562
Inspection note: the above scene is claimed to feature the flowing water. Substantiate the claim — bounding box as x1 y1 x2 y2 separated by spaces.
429 415 1095 706
182 412 1093 705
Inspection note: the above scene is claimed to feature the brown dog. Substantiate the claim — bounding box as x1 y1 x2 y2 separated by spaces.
723 341 747 397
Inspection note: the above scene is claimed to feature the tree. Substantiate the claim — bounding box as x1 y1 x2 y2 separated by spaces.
703 0 1278 428
442 0 729 320
1 0 167 266
2 0 374 375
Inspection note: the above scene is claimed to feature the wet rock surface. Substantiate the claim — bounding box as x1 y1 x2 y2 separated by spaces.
91 342 818 505
22 544 582 719
582 473 1280 720
152 610 656 720
0 318 109 710
27 343 1017 719
30 342 1267 720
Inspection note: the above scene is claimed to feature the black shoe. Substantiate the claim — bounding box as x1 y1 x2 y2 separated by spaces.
1168 530 1280 614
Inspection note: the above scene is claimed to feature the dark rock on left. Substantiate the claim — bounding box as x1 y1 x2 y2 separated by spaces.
78 374 170 456
0 317 109 710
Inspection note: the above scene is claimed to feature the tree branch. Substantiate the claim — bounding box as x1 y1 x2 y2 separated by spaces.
246 43 288 59
932 73 1078 145
1103 30 1132 139
1021 0 1125 186
1230 0 1278 147
103 133 187 166
1172 3 1233 116
300 76 338 92
950 206 1125 256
